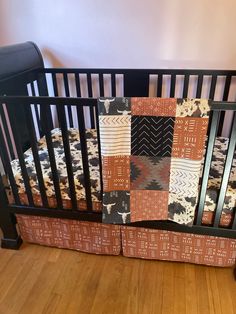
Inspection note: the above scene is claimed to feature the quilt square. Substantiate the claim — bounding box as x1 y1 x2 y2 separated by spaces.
172 117 209 160
176 99 210 118
98 97 131 115
131 97 177 117
103 191 130 224
102 156 130 191
131 156 171 190
131 116 175 156
130 190 168 222
168 193 197 226
169 158 202 197
99 115 131 156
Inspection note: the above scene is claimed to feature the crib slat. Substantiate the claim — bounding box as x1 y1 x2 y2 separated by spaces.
87 73 95 128
99 73 104 97
24 105 49 208
57 104 77 210
209 75 217 99
30 83 41 132
223 75 232 101
52 73 59 96
196 75 203 98
111 73 116 96
77 106 93 211
5 104 34 206
232 211 236 229
63 73 70 97
87 73 93 97
170 75 176 97
75 74 81 97
88 73 95 129
196 110 220 225
95 104 103 196
63 73 73 128
0 116 20 204
213 111 236 227
34 103 41 128
41 105 63 209
218 75 232 135
157 74 163 97
0 105 15 160
90 107 95 129
183 74 189 98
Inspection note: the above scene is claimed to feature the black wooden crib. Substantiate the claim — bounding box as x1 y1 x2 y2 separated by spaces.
0 42 235 252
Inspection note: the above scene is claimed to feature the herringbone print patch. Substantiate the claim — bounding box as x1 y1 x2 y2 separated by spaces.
169 158 202 197
102 156 130 191
99 115 131 156
130 190 168 222
131 156 171 190
131 98 177 116
172 117 209 160
131 116 175 156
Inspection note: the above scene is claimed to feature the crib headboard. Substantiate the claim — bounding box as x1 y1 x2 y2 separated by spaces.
0 42 47 152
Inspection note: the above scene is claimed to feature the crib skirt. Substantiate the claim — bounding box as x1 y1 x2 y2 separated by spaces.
16 215 236 267
16 215 121 255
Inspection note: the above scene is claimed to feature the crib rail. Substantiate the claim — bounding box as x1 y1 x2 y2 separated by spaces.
0 95 235 239
34 68 236 137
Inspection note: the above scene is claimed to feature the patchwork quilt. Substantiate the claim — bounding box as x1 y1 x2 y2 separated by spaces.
98 98 210 226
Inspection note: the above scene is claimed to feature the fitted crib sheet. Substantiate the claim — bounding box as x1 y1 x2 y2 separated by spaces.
10 128 236 224
11 128 101 210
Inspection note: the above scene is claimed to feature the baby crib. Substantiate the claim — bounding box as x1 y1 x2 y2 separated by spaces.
0 42 235 270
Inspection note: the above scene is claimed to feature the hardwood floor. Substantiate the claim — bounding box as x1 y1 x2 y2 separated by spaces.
0 242 235 314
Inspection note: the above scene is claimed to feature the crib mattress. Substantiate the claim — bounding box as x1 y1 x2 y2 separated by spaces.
11 128 101 210
10 129 236 224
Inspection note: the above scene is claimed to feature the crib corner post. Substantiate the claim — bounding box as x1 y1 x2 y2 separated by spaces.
0 177 22 250
1 235 23 250
0 211 23 250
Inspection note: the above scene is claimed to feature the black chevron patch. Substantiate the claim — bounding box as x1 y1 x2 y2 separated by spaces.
131 116 175 156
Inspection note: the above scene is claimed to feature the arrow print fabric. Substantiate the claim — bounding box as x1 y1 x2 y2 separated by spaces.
98 97 210 226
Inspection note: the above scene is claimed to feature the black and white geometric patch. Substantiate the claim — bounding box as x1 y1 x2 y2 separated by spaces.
131 116 175 157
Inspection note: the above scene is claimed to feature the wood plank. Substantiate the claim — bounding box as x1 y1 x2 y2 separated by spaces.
0 243 235 314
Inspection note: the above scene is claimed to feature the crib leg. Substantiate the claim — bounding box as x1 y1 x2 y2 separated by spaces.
0 212 22 250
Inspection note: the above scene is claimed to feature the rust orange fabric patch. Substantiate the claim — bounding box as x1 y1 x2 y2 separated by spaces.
131 97 177 116
102 156 130 191
130 190 168 222
172 117 209 160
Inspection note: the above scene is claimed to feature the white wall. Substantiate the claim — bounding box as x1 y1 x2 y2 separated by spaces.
0 0 236 69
